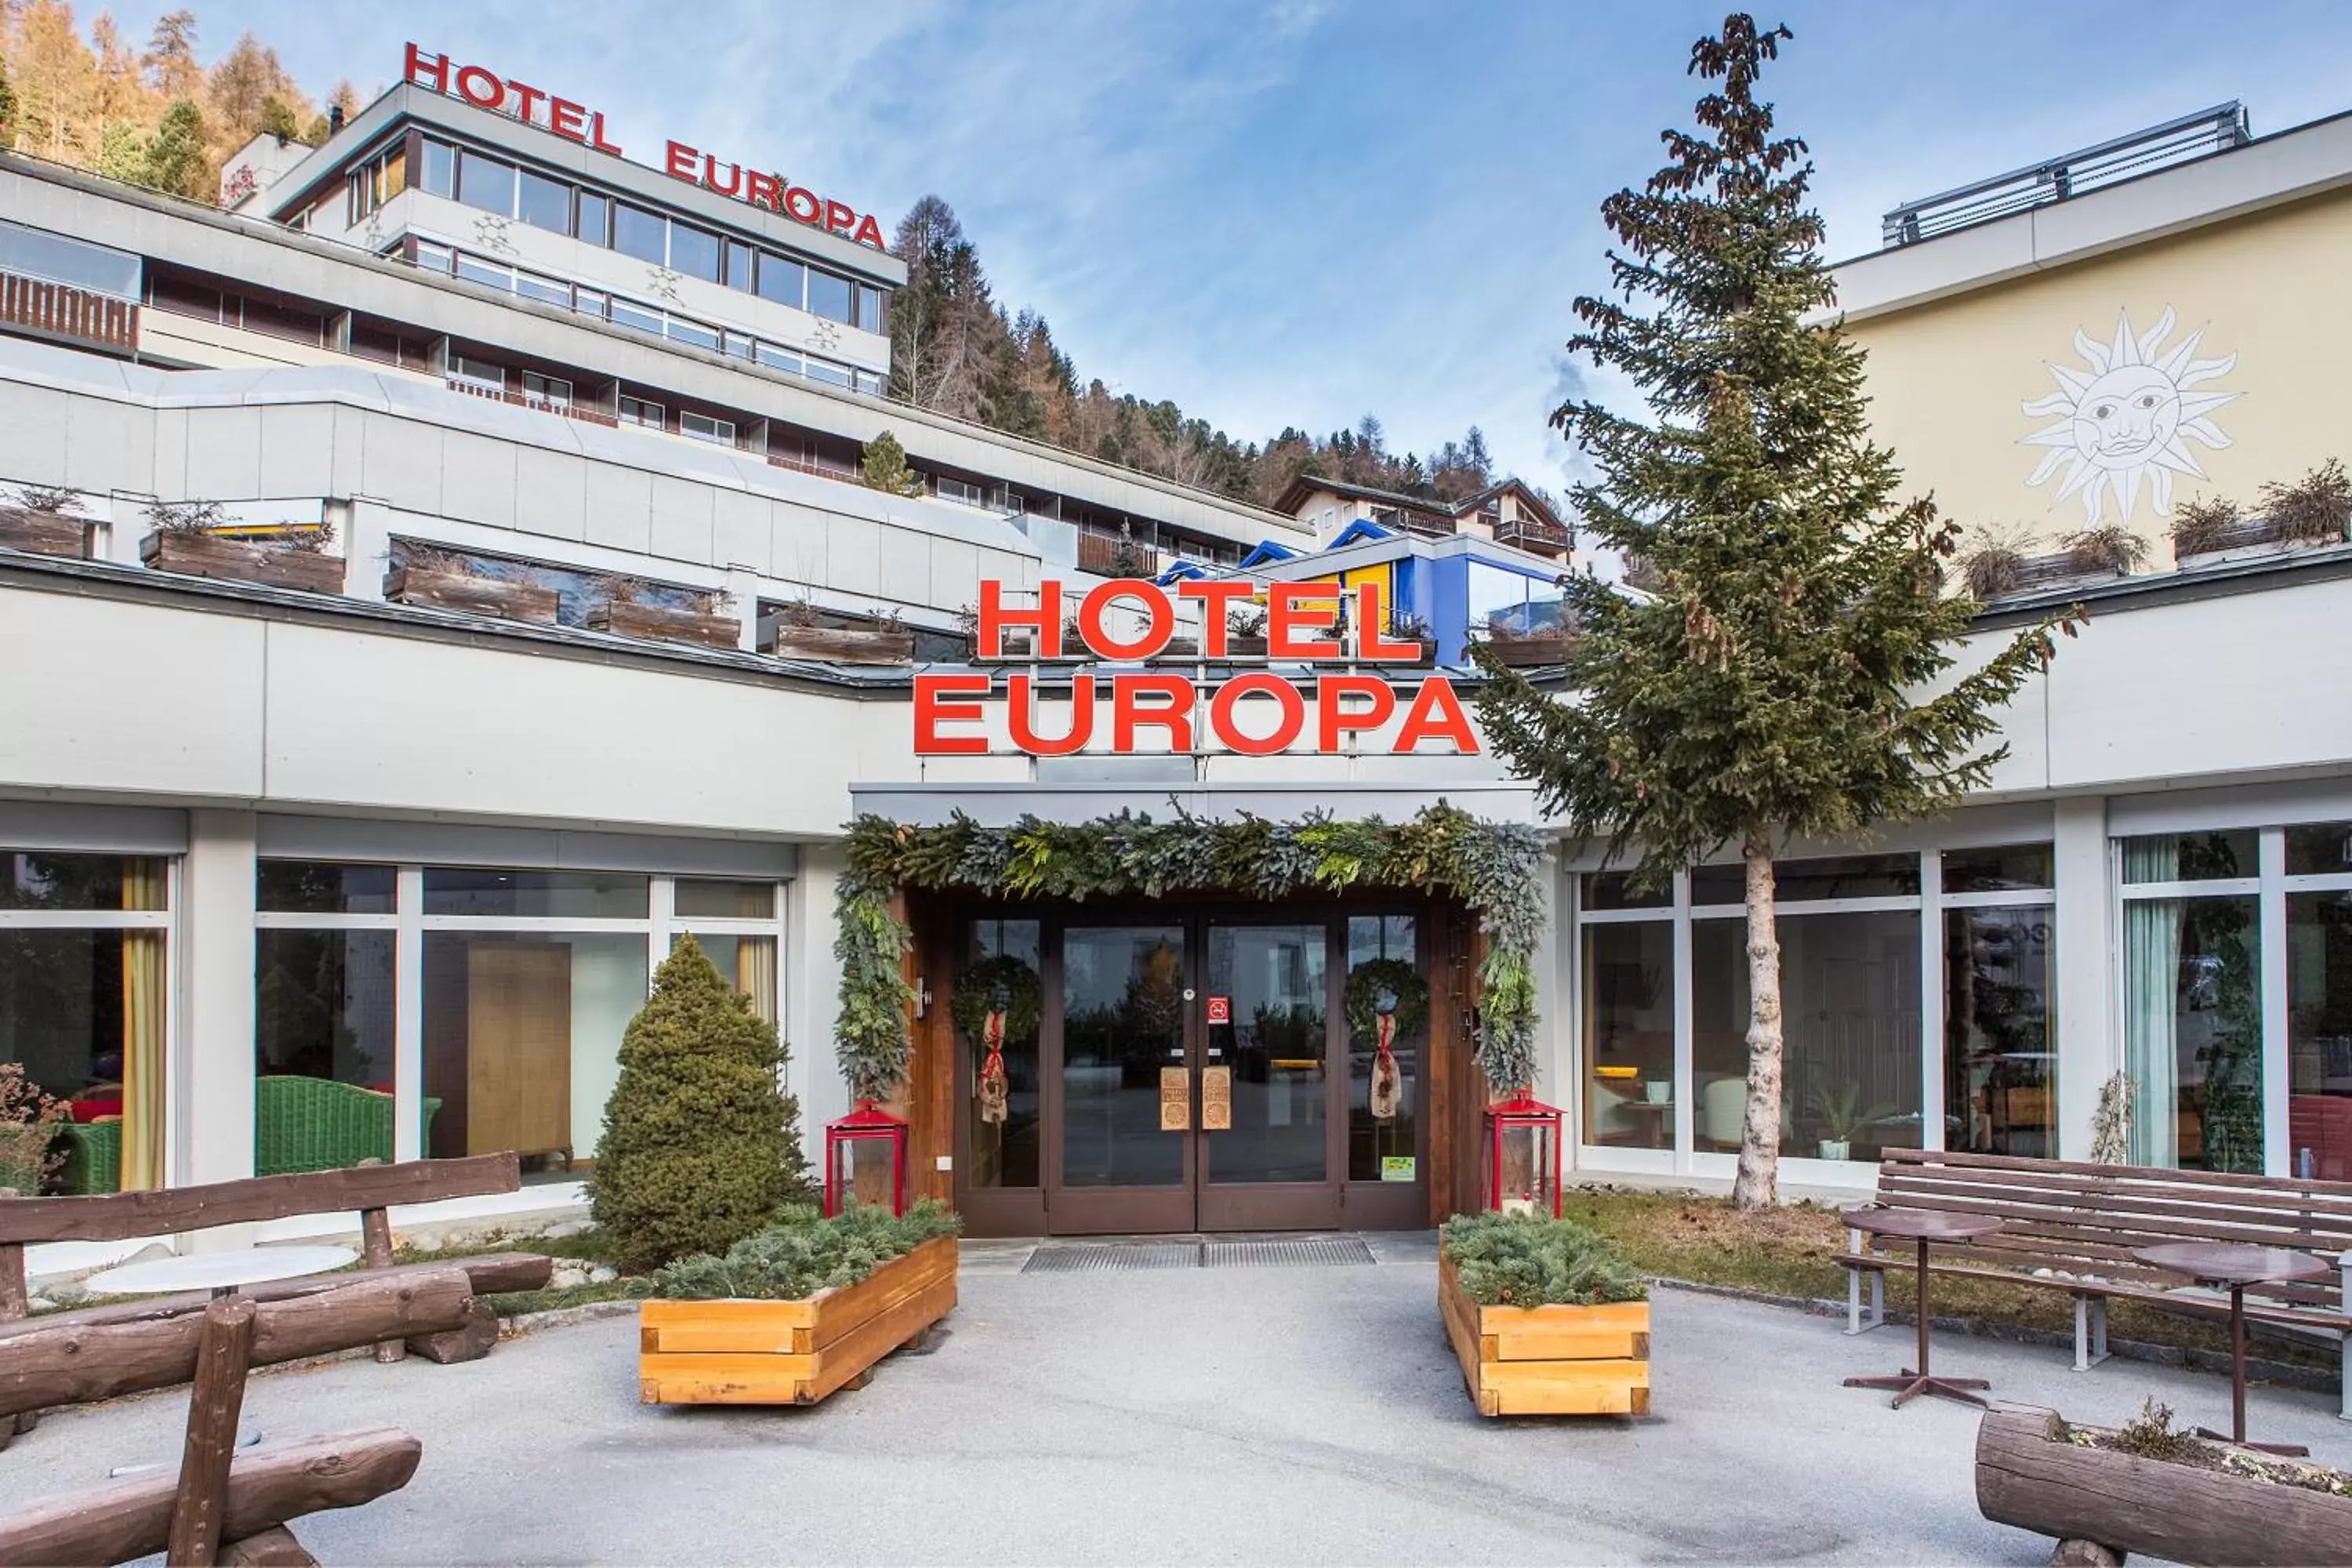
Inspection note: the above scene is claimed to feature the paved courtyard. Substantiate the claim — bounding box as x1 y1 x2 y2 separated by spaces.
8 1235 2348 1564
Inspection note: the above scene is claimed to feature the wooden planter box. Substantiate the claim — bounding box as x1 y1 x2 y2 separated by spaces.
384 566 560 624
1976 1406 2352 1567
638 1236 956 1406
586 601 742 649
0 506 93 559
2177 514 2347 567
1484 634 1576 668
142 531 345 594
771 623 914 666
1439 1247 1650 1417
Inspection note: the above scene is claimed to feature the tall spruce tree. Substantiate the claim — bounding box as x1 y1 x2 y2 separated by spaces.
1472 15 2078 1208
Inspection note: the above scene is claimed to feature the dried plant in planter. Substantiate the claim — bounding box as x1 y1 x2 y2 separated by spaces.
2060 524 2148 575
394 543 477 577
779 595 822 629
2256 456 2352 546
144 499 232 534
685 586 735 616
1958 526 2034 600
593 572 654 605
13 485 82 514
1228 604 1269 638
2169 494 2242 557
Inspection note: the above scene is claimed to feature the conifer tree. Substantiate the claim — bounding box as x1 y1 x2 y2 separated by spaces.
591 935 811 1272
859 430 924 497
144 98 209 198
1472 15 2078 1208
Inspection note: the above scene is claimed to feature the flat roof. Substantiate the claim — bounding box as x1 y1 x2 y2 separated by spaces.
266 84 906 289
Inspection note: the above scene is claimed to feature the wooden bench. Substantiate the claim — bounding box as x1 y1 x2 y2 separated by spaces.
0 1267 480 1566
1839 1149 2352 1418
0 1154 554 1447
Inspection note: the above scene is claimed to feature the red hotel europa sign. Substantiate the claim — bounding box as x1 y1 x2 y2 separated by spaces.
403 44 890 251
914 580 1480 757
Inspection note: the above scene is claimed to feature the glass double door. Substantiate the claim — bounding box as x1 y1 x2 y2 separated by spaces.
1051 916 1345 1233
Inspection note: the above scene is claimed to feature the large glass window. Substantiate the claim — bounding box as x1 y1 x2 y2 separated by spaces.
515 169 572 234
1944 906 2053 1156
614 203 666 264
1347 916 1421 1182
422 869 648 919
0 851 168 1193
961 918 1041 1190
456 150 514 216
857 285 886 333
1582 918 1673 1149
576 191 611 248
258 861 395 915
2122 833 2263 1171
1695 910 1922 1162
670 223 720 283
806 268 853 324
2288 890 2352 1180
256 932 397 1093
419 137 456 198
757 254 805 309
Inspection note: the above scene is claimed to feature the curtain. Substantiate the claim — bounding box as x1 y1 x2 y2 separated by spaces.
2122 838 2183 1167
118 858 167 1191
735 936 778 1025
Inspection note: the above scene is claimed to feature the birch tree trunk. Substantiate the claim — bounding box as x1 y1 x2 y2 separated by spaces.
1732 830 1784 1210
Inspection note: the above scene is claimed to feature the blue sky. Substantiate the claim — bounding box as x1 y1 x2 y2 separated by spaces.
146 2 2352 492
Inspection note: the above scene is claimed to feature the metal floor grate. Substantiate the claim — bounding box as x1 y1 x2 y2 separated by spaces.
1203 1237 1376 1269
1022 1243 1202 1273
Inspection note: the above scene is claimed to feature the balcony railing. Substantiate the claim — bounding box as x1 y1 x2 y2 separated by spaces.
1882 103 2249 247
441 377 620 428
1495 515 1572 553
1 269 137 354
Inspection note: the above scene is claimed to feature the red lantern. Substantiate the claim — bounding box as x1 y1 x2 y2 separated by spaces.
1483 1093 1563 1218
823 1099 909 1218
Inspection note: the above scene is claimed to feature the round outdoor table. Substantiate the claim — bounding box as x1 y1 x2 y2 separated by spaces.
84 1243 358 1300
2132 1241 2331 1457
1840 1206 2002 1409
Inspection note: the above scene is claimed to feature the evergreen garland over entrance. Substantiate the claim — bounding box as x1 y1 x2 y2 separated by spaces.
831 803 1548 1103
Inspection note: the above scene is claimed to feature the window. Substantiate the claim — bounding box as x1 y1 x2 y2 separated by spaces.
576 191 611 248
757 253 804 309
619 394 664 429
1693 853 1917 906
258 862 395 914
803 357 851 389
1584 919 1673 1149
665 317 721 354
936 475 985 507
515 270 570 308
449 353 505 394
1946 905 2054 1157
674 880 775 919
614 204 666 263
422 869 648 919
960 918 1040 1189
670 223 720 282
574 288 607 321
521 371 572 408
756 343 803 376
2122 833 2263 1171
419 137 456 198
456 149 514 216
1944 844 2053 894
806 268 853 323
854 370 884 397
379 146 406 203
413 240 454 274
240 296 325 347
1 851 169 1193
724 240 754 292
722 332 754 361
1583 871 1668 911
455 253 512 292
516 169 572 234
681 411 735 446
856 285 885 332
608 296 663 336
2124 830 2258 883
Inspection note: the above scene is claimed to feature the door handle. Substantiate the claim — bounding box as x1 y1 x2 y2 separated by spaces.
1160 1065 1189 1131
1200 1064 1232 1131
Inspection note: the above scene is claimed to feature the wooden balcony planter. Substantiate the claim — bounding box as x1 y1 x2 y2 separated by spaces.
0 506 94 559
638 1236 957 1406
1975 1406 2352 1566
1439 1247 1650 1418
772 623 914 666
141 531 346 594
586 601 742 650
2176 513 2349 567
1483 633 1577 668
383 566 559 624
1224 633 1269 658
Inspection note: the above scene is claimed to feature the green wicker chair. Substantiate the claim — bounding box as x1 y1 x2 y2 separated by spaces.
54 1120 122 1194
253 1076 444 1175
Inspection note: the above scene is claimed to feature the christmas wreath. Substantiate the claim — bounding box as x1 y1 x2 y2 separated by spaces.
1343 959 1428 1044
949 955 1044 1044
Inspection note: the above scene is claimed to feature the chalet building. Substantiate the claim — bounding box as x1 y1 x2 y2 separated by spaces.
0 65 2347 1277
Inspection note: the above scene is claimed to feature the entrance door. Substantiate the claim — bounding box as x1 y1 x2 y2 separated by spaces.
1042 916 1347 1233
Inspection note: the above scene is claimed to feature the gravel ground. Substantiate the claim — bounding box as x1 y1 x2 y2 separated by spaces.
7 1236 2347 1566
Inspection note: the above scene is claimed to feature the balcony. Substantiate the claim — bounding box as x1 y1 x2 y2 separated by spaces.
1494 515 1572 556
1 269 137 354
443 377 619 428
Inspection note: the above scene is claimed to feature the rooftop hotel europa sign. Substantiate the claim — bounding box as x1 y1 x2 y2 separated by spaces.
402 44 889 252
914 580 1481 757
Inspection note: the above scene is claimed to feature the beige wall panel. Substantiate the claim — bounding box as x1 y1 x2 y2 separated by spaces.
1848 188 2352 565
359 416 445 515
512 444 590 543
437 429 520 531
711 490 774 574
648 474 717 566
253 401 338 501
180 405 264 501
581 463 653 553
0 379 75 488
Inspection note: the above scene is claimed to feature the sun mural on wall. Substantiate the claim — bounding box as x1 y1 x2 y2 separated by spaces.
2021 307 2238 525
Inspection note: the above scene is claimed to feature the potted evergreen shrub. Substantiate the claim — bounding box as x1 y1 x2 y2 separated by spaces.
141 500 345 593
0 485 96 559
637 1201 962 1406
585 573 742 649
1439 1211 1651 1417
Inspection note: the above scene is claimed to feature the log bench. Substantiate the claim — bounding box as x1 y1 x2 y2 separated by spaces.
0 1154 553 1447
1839 1149 2352 1417
0 1268 479 1566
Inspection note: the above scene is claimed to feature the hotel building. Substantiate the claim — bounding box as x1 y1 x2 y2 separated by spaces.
0 67 2347 1269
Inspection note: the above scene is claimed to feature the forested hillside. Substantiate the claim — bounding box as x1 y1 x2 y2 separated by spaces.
2 5 1518 513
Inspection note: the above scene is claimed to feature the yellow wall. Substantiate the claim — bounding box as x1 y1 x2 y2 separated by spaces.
1843 187 2352 567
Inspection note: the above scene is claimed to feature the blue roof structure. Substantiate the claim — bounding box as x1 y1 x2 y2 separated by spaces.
1326 518 1399 550
1237 539 1301 570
